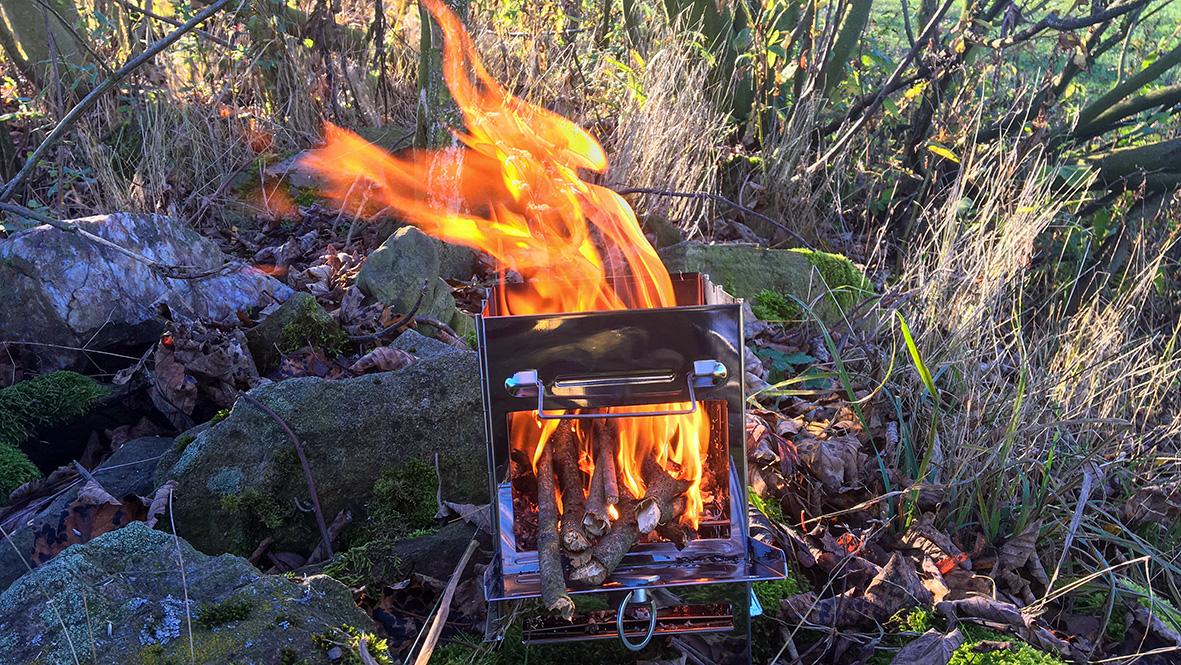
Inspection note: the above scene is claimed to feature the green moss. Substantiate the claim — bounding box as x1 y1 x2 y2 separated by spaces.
209 409 231 426
219 487 288 531
313 625 392 665
0 371 109 448
278 647 305 665
172 433 196 454
793 248 874 314
367 458 438 538
194 597 253 628
751 289 802 322
0 442 40 505
947 627 1066 665
323 538 404 588
277 297 348 357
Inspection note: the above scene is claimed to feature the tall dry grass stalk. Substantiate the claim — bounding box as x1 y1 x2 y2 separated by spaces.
880 136 1181 598
600 32 728 236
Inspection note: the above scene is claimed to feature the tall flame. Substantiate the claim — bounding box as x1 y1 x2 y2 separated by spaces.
301 0 713 529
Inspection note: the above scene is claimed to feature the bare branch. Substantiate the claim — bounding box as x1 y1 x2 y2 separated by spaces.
0 0 238 202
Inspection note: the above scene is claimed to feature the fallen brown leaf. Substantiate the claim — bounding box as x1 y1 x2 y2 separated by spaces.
888 628 964 665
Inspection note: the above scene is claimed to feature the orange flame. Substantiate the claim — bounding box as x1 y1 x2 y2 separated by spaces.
301 0 713 531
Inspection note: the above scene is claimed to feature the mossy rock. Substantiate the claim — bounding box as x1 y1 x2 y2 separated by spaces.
657 241 873 326
159 350 485 556
355 226 460 322
0 371 110 503
246 292 347 370
0 522 371 665
0 443 38 506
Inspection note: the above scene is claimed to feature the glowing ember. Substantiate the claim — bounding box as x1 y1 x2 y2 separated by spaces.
300 0 711 529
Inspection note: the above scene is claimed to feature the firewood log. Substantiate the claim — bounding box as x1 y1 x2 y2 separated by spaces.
654 496 694 549
583 465 610 538
570 493 640 586
536 434 574 620
635 454 692 534
552 420 589 553
594 419 619 504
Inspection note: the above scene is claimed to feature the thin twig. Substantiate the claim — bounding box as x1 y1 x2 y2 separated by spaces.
0 0 237 201
412 537 479 665
167 490 196 665
413 316 467 348
107 0 233 47
347 281 430 342
807 0 957 176
613 187 814 249
238 391 334 559
0 202 228 279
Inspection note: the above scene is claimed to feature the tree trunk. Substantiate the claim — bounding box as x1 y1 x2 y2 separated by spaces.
415 0 467 149
0 0 94 98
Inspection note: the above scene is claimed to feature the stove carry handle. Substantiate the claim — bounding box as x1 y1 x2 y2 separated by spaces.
505 360 728 420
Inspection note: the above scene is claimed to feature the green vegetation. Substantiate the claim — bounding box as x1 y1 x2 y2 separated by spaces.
948 627 1067 665
0 371 108 448
751 289 800 323
219 487 288 531
0 371 108 504
277 297 348 358
0 442 40 505
367 458 439 537
209 409 231 426
312 625 392 665
323 538 403 589
171 433 196 454
194 597 252 629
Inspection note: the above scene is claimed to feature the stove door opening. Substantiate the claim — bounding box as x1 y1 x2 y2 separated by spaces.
507 401 730 558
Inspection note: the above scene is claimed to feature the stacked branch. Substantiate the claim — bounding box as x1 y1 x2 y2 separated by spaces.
535 417 696 617
536 430 575 621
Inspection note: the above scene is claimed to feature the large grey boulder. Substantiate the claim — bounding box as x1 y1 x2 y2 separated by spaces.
0 435 175 594
658 241 873 325
0 522 371 665
158 350 486 556
0 213 292 369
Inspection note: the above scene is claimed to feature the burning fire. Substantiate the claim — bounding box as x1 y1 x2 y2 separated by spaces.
300 0 711 529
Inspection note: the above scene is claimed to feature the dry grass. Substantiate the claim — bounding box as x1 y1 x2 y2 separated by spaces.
598 31 728 235
867 137 1181 617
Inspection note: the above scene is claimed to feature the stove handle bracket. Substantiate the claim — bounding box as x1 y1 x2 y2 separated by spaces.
506 360 727 420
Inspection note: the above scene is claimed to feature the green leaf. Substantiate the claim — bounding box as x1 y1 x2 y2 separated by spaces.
897 312 936 398
303 37 314 48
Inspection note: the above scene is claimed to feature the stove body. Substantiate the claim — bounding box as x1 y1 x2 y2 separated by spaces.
476 273 787 653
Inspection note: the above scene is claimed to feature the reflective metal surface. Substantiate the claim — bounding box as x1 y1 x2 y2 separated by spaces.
476 273 788 629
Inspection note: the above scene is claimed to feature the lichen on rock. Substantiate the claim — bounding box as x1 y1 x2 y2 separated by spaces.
0 522 371 665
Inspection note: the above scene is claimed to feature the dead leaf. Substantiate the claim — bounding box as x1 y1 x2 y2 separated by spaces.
32 491 149 565
795 435 866 492
436 502 492 535
144 481 177 529
105 416 165 450
888 629 964 665
1120 484 1181 528
936 596 1072 657
150 339 198 429
77 480 120 506
350 347 416 374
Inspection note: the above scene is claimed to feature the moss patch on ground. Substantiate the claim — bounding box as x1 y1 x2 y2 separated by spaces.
0 371 109 503
0 442 39 504
0 371 109 448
